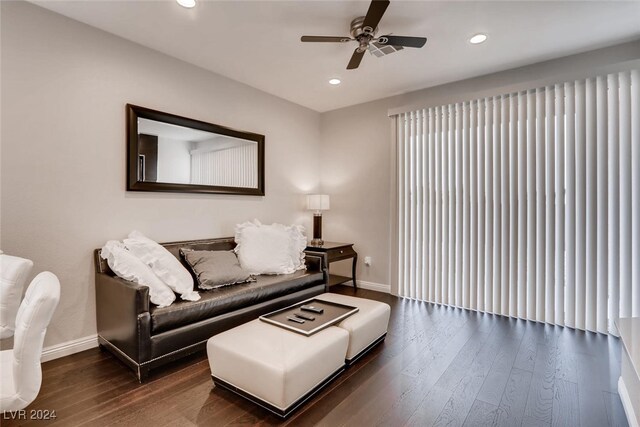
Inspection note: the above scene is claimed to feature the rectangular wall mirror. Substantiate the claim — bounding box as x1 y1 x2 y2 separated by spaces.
127 104 265 195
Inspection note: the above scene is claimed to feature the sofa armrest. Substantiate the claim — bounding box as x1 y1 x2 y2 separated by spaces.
95 273 151 363
304 253 323 272
96 273 150 314
304 253 329 287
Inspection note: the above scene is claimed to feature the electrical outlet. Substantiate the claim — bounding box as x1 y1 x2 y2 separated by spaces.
364 256 372 266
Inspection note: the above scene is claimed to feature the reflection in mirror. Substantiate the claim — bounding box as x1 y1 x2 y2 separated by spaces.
127 104 264 195
137 118 258 188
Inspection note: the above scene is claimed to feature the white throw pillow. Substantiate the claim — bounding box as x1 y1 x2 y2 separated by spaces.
101 240 175 307
124 231 200 302
234 220 307 275
287 224 307 271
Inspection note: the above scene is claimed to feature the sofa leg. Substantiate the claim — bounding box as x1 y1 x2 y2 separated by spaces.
137 366 150 383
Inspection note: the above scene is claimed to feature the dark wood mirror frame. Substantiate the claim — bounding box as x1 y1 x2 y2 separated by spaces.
127 104 265 195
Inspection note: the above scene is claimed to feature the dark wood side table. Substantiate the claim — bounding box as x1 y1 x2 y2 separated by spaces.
305 242 357 289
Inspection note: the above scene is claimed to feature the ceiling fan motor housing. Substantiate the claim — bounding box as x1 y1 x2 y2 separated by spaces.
350 16 377 37
350 16 377 52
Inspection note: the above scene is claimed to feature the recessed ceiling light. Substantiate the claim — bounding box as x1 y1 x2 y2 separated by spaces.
329 78 341 85
469 34 488 44
177 0 196 8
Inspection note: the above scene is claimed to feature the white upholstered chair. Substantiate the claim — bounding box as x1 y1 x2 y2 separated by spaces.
1 254 34 339
0 272 60 412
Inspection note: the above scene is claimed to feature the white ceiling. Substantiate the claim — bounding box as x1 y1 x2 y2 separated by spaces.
33 1 640 112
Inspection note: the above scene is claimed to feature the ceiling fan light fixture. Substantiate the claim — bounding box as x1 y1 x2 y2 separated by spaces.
329 78 342 85
469 33 488 44
177 0 196 8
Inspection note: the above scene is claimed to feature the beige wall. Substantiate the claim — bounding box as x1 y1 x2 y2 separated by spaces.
319 100 395 289
320 40 640 294
0 1 321 347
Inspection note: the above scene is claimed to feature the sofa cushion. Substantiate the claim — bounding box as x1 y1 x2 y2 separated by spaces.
101 240 176 308
124 231 199 302
181 249 252 290
150 270 323 334
234 220 306 275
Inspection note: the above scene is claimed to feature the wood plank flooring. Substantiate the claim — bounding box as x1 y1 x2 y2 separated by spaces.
2 287 628 426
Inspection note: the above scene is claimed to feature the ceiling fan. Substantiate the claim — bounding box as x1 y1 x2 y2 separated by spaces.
300 0 427 70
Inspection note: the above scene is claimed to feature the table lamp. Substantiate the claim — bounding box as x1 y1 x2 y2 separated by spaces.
306 194 330 246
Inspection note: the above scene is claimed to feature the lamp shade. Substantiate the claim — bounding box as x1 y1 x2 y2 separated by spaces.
307 194 330 211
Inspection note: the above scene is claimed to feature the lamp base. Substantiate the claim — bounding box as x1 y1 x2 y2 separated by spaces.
310 238 324 247
311 213 323 247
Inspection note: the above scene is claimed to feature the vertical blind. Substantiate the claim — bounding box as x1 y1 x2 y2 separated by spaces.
397 69 640 334
191 145 258 188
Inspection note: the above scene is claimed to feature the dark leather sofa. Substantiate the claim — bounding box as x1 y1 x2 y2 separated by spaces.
94 237 327 381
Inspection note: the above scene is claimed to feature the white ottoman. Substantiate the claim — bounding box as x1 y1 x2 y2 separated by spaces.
206 319 349 418
316 293 391 364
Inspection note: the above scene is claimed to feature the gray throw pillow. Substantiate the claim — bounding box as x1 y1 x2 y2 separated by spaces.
180 249 252 290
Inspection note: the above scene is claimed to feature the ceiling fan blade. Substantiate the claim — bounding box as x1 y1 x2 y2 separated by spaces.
378 35 427 48
361 0 390 33
301 36 351 43
347 48 365 70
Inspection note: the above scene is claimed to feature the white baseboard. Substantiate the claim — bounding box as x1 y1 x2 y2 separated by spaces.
41 334 99 362
619 376 639 427
340 280 390 293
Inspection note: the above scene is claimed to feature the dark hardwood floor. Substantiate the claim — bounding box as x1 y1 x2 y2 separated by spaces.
4 287 628 427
